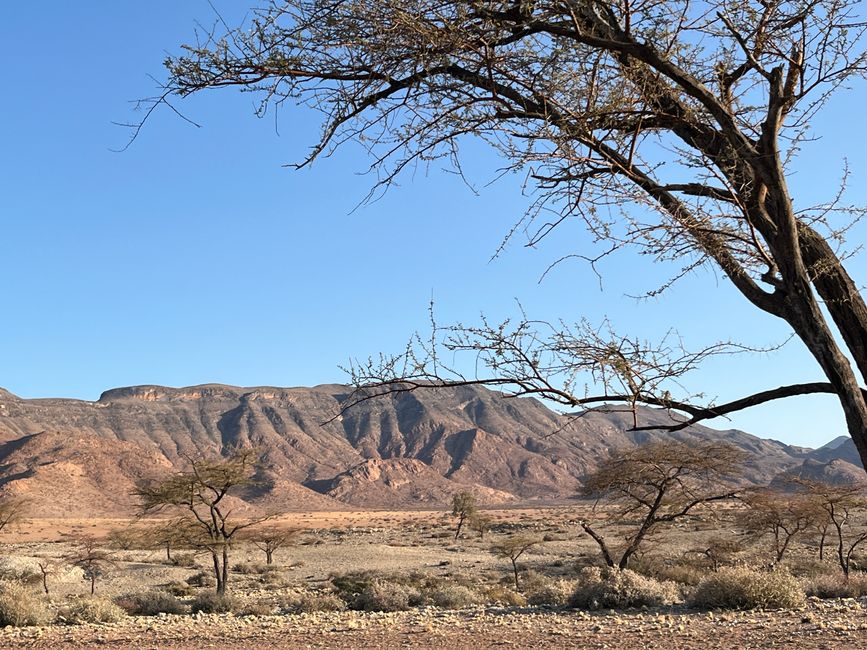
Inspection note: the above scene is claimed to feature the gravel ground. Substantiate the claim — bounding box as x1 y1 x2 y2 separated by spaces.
0 599 865 649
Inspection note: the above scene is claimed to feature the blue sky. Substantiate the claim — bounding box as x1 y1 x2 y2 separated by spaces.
2 2 866 448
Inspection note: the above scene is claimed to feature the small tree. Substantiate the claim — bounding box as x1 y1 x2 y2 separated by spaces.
687 536 742 572
468 513 493 540
0 497 26 535
66 537 116 595
739 489 821 565
451 492 477 540
249 526 299 565
801 480 867 577
491 535 542 590
135 448 269 595
35 558 60 596
581 441 745 569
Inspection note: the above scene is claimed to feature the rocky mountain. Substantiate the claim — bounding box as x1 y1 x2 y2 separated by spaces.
769 435 865 487
0 383 820 516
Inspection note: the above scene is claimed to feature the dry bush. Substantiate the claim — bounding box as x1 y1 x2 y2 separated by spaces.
803 573 867 599
232 561 270 575
427 584 481 609
191 591 236 614
0 583 51 627
187 571 216 587
356 580 418 612
169 553 197 568
526 578 576 607
688 567 805 610
569 567 679 610
281 591 347 614
630 556 706 587
60 597 126 624
483 585 528 606
165 580 194 597
115 590 187 616
237 601 276 616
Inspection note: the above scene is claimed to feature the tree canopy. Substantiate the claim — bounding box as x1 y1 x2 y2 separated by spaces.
152 0 867 468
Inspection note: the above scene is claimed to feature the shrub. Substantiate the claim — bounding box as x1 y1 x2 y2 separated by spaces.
428 584 481 609
165 581 194 597
237 601 276 616
526 579 575 607
170 553 197 568
630 556 705 586
191 591 237 614
688 566 805 610
115 590 186 616
803 573 867 599
232 561 269 575
281 592 347 614
187 571 216 587
356 580 417 612
569 567 679 610
0 583 51 627
61 597 126 624
483 585 528 606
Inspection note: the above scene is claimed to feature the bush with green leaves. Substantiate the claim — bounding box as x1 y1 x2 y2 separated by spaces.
569 567 679 610
115 590 187 616
0 583 51 627
688 566 805 610
60 597 126 624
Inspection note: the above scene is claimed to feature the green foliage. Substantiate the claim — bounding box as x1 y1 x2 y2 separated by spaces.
688 566 805 610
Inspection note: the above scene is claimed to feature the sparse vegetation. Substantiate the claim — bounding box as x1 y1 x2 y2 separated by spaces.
65 537 117 595
688 566 805 610
0 583 51 627
569 567 679 610
490 535 543 590
115 590 187 616
60 597 126 624
190 591 237 614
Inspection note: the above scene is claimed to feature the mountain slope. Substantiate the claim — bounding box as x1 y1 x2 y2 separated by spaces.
0 384 815 515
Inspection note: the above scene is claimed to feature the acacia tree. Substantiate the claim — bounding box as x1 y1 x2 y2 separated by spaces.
581 440 745 569
451 491 478 540
154 0 867 469
801 479 867 576
739 488 821 564
248 525 299 565
135 449 268 595
66 537 117 595
491 534 542 590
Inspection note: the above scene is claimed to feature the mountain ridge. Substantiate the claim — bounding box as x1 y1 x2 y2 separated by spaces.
0 383 844 516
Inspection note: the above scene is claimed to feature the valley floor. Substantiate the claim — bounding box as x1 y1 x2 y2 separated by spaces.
0 600 865 649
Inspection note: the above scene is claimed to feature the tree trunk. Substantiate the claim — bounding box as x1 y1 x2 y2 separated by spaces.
90 575 96 595
512 560 520 591
265 549 273 565
166 541 173 563
212 552 224 595
221 545 230 595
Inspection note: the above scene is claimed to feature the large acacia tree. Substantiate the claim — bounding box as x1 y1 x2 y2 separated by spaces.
154 0 867 466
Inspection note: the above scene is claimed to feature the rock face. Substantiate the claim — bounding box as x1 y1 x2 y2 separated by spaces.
0 383 816 516
770 435 866 487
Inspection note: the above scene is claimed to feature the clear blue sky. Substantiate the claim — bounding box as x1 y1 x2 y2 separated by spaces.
2 2 865 448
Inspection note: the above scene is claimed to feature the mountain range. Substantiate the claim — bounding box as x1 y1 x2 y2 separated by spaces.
0 383 860 516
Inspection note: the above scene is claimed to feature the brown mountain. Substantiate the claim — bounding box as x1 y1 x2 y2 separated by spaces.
0 383 814 516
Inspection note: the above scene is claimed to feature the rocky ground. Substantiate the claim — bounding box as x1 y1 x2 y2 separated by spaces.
0 599 865 649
